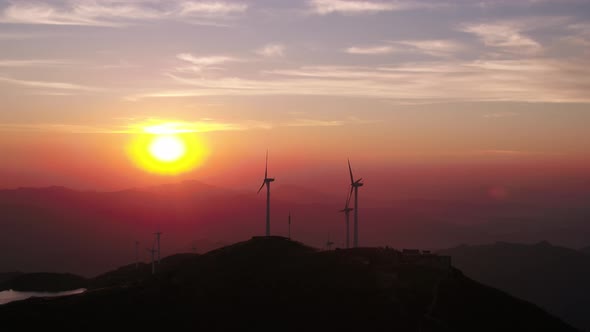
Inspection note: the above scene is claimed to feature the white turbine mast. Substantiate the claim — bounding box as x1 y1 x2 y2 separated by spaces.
348 159 364 248
339 187 354 249
257 150 275 236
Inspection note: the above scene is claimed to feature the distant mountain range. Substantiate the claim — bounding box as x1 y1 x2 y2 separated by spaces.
1 180 590 276
0 237 575 331
440 241 590 330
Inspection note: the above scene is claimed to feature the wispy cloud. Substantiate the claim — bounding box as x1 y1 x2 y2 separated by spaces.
175 53 240 72
0 59 73 67
0 116 367 134
308 0 439 15
461 21 542 55
395 40 463 57
129 57 590 103
345 45 394 55
286 117 373 127
483 112 519 118
0 76 98 91
256 44 285 57
178 1 248 17
0 31 55 39
0 123 120 133
177 53 238 66
0 1 248 27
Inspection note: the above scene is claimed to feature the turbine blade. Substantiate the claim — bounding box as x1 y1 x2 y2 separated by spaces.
265 150 268 179
346 185 354 208
257 181 265 194
348 159 354 184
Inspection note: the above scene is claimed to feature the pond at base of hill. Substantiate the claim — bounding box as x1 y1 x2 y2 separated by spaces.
0 289 86 305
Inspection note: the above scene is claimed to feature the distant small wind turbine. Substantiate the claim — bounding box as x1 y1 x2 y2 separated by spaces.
339 188 353 249
257 150 275 236
135 241 140 269
348 159 364 248
154 231 162 264
326 234 334 251
288 211 291 239
147 247 157 275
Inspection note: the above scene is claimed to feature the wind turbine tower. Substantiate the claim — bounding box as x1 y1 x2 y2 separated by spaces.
154 231 162 264
288 211 291 239
348 159 364 248
339 189 353 249
326 234 334 251
135 241 139 269
147 247 157 275
257 150 275 236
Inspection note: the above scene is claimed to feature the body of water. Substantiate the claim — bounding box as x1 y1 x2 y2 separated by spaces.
0 289 86 305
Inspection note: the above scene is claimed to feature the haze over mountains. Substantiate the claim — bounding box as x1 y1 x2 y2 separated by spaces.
440 242 590 330
1 178 589 277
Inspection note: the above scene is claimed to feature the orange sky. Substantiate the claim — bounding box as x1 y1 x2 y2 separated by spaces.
1 1 590 191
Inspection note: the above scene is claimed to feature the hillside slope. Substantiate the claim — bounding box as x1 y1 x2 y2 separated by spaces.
440 241 590 330
0 237 574 331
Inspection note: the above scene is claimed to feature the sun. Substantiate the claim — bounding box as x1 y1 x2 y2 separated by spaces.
149 135 186 163
127 123 208 175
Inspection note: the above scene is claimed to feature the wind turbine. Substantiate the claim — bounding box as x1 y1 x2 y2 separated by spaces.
135 241 140 269
288 211 291 239
147 247 157 275
339 188 353 249
257 150 275 236
326 233 334 251
348 159 363 248
154 231 162 264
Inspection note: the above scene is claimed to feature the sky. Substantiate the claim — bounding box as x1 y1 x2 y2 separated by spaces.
0 0 589 192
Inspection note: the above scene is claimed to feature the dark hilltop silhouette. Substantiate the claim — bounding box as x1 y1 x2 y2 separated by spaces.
0 237 575 331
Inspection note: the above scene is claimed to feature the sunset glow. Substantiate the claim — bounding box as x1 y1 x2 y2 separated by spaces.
149 135 186 163
128 125 207 175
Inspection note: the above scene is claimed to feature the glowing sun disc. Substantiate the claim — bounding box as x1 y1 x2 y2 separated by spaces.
149 135 186 162
128 128 207 175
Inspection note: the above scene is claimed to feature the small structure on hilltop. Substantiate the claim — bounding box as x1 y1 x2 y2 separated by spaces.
401 249 451 270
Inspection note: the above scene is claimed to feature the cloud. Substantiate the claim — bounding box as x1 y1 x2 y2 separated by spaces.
0 32 55 39
178 1 248 17
128 57 590 103
461 21 542 54
286 117 373 127
308 0 439 15
0 119 267 134
175 53 240 72
177 53 238 66
395 40 462 57
563 23 590 49
345 45 394 55
256 44 285 57
0 116 368 134
0 76 98 91
309 0 396 15
483 112 519 118
0 1 248 27
286 119 345 127
0 123 122 133
0 59 73 67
